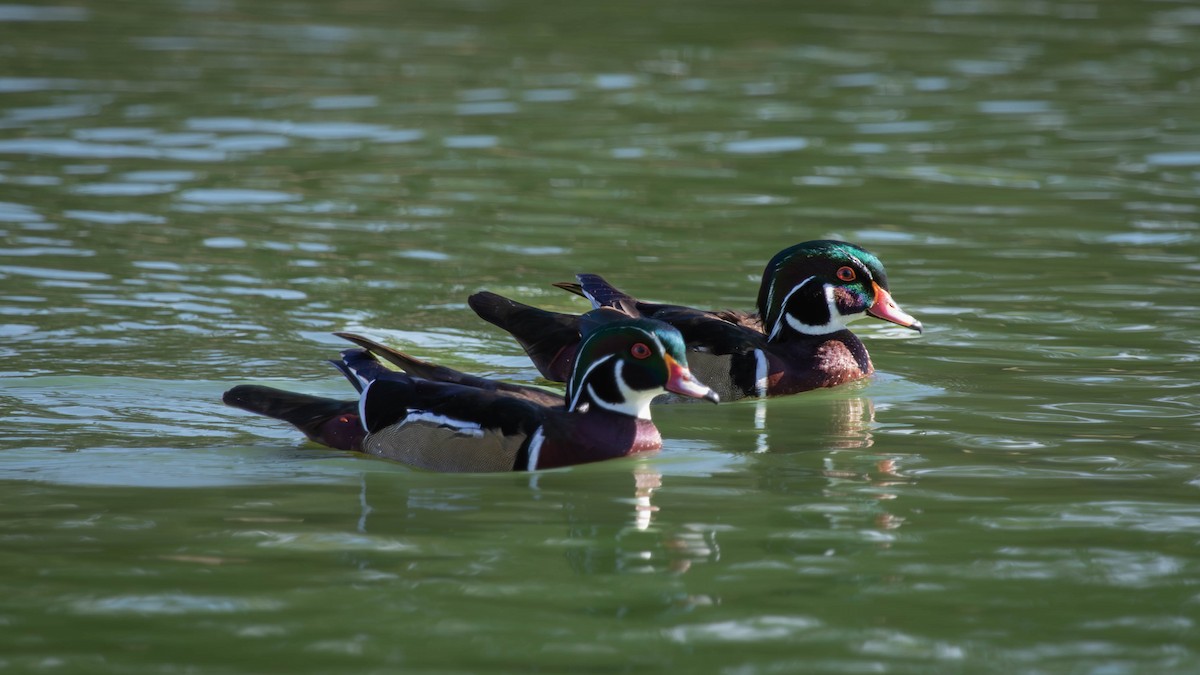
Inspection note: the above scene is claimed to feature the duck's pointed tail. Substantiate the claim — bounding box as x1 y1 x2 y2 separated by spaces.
553 274 641 315
334 332 564 406
335 332 477 384
222 385 364 451
467 291 580 382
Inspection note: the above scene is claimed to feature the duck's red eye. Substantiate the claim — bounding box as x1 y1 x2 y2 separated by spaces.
836 266 856 282
630 343 652 359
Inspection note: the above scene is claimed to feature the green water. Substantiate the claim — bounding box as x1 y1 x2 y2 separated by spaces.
2 0 1199 672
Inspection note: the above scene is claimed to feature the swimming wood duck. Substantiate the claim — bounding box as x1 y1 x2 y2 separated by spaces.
468 240 922 402
222 313 719 472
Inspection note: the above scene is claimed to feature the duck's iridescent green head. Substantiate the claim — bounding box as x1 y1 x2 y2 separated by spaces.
756 240 922 341
568 314 719 418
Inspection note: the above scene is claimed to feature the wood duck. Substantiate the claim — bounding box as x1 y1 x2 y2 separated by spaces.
222 313 719 472
468 240 922 402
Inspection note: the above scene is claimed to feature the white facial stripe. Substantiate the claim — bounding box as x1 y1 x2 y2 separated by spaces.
525 425 545 471
846 253 873 282
768 276 816 340
840 252 878 283
763 261 787 324
358 379 374 433
764 276 776 324
586 360 654 419
754 348 768 398
621 325 666 357
647 330 665 355
569 353 614 412
783 283 869 335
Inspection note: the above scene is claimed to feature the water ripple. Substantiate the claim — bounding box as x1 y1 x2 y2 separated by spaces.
721 137 809 154
443 135 498 149
664 616 822 643
235 530 416 553
70 182 177 196
185 117 424 142
0 265 110 281
0 77 81 92
1044 402 1194 419
0 4 88 21
0 246 92 257
178 189 300 205
978 502 1200 534
0 201 43 222
69 594 283 615
0 138 223 161
63 210 165 224
1146 152 1200 167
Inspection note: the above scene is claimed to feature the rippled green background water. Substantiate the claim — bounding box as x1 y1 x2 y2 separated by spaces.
2 0 1199 672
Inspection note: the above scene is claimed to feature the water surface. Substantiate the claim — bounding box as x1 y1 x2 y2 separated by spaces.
2 0 1199 672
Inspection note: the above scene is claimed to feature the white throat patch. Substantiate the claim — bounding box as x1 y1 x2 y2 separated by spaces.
585 359 655 419
774 280 865 337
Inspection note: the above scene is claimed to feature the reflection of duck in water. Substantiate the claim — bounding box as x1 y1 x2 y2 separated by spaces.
543 464 722 577
732 390 915 538
343 463 721 580
469 240 921 402
813 395 876 451
223 313 716 472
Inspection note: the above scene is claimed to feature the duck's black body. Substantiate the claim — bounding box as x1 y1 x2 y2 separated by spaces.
469 240 922 402
223 316 717 472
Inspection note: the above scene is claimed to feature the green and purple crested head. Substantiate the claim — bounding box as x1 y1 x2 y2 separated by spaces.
756 240 921 340
568 314 718 417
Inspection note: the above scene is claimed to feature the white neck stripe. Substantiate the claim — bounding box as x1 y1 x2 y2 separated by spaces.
646 331 666 357
357 379 373 433
525 426 545 471
754 348 768 398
